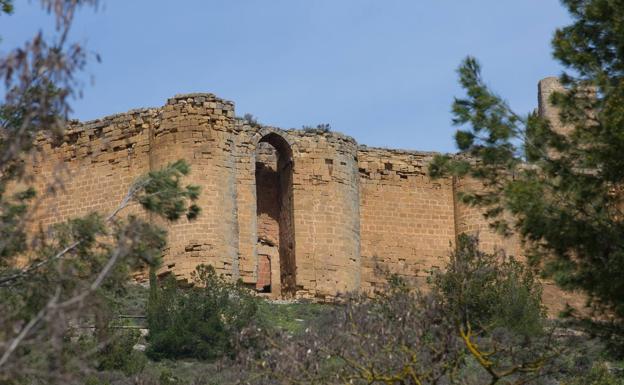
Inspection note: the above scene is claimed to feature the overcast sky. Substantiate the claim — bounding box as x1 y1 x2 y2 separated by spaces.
1 1 570 152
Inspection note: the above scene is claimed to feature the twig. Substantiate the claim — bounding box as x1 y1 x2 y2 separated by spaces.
0 241 79 286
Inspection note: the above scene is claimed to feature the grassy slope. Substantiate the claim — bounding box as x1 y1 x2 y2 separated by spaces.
107 284 624 384
109 284 333 384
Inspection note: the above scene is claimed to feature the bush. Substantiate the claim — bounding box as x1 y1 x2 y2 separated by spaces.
430 234 546 337
302 123 331 133
146 264 258 361
96 328 147 375
242 113 260 127
240 284 466 384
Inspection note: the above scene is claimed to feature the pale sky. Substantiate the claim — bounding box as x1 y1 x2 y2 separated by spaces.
1 1 571 152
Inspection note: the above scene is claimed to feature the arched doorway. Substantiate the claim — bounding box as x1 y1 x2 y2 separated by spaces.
254 133 296 297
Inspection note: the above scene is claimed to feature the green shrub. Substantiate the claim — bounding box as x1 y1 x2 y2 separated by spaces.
96 328 147 375
302 123 331 133
430 234 546 337
146 264 258 361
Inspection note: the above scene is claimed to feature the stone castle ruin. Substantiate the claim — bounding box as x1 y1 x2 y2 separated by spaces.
25 77 581 311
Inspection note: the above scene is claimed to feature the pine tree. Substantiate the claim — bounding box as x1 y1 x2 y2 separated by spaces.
430 0 624 317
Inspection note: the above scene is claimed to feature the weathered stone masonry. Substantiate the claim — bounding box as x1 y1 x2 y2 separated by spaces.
26 80 583 312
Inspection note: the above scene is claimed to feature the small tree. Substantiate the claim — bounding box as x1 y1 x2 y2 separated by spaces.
430 234 546 337
429 235 560 385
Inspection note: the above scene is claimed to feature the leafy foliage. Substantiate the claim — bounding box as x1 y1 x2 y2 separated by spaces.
0 187 35 264
429 0 624 318
146 264 258 361
94 329 147 375
239 282 567 384
238 239 579 385
135 159 201 222
0 0 13 14
302 123 331 133
430 234 546 337
430 235 563 385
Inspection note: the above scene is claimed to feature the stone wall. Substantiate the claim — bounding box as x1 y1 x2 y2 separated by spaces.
31 108 153 230
22 80 582 313
357 147 456 292
287 130 361 298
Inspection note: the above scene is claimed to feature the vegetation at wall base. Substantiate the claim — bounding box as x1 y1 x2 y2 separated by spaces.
229 235 622 385
429 234 546 338
146 264 259 361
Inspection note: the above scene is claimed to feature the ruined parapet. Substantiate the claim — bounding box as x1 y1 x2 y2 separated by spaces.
29 108 157 234
27 93 243 282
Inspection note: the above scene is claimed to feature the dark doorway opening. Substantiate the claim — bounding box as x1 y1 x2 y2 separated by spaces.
254 133 296 297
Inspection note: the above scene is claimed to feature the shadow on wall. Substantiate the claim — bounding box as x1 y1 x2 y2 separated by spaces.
254 133 296 297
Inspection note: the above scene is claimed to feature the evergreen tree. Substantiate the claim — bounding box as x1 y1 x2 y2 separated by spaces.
430 0 624 317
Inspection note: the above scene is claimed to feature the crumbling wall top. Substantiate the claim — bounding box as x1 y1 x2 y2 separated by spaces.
166 93 234 109
358 145 443 157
